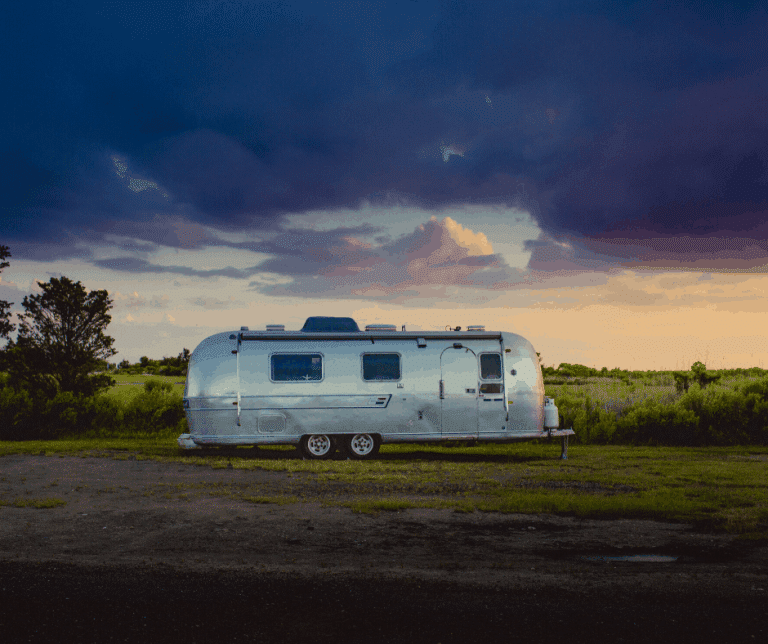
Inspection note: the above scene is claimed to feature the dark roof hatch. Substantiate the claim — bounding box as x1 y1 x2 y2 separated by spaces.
301 316 360 332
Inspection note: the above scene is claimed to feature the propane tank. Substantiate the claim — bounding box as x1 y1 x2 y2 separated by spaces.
543 397 560 429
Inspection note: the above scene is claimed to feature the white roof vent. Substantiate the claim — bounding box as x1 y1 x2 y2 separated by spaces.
467 325 485 331
266 324 285 332
365 324 397 331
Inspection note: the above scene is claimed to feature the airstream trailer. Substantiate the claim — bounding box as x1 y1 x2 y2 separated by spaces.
177 317 574 459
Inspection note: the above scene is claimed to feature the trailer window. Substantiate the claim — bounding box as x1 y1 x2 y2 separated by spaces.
362 353 401 381
480 354 501 380
271 354 323 382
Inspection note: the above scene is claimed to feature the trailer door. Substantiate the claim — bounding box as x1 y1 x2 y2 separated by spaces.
440 347 479 436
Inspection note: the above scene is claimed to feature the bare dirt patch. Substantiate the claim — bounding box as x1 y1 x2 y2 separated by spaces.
1 454 767 642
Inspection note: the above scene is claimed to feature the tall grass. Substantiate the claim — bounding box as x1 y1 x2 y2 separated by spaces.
547 372 768 446
546 376 679 418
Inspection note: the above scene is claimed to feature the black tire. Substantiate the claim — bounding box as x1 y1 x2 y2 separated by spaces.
299 434 336 460
340 433 380 460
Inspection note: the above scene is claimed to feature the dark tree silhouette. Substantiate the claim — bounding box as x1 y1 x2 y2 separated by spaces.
3 276 116 396
0 245 15 340
674 362 721 393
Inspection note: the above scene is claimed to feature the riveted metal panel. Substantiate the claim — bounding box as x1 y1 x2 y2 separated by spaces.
258 414 285 434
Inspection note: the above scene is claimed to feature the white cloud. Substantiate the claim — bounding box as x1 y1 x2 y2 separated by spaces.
441 216 493 255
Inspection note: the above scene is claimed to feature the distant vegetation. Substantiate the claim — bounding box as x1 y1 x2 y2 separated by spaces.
545 362 768 447
113 349 190 377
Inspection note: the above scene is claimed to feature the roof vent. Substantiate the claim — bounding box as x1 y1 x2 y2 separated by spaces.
467 325 485 331
240 326 249 331
365 324 397 332
266 324 285 332
301 316 360 332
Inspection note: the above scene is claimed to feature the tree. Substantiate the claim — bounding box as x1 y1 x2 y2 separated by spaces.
690 361 721 389
0 245 15 340
3 276 116 396
557 362 594 378
674 362 721 394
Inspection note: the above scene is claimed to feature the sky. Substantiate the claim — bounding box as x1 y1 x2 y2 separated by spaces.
2 0 768 370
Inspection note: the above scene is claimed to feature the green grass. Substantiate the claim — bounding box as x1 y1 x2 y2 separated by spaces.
1 439 766 536
110 374 185 385
105 374 185 401
241 494 300 505
0 497 67 508
343 498 427 513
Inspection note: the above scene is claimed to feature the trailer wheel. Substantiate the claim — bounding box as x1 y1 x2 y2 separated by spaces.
299 434 336 460
342 433 380 460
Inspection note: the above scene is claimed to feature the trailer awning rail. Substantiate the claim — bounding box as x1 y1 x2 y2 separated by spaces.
239 331 503 342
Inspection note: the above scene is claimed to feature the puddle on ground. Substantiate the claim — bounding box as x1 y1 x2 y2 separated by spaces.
581 555 678 563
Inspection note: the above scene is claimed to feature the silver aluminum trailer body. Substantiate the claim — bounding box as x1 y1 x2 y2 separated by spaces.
179 321 574 458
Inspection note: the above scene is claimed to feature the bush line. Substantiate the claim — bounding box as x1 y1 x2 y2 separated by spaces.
2 373 767 446
552 375 768 446
0 377 185 440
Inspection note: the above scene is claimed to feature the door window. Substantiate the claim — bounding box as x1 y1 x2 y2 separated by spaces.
480 354 501 379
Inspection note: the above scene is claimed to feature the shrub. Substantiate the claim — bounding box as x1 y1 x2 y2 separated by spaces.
550 392 618 444
122 378 185 434
45 392 124 438
0 387 124 440
0 385 35 440
616 400 699 446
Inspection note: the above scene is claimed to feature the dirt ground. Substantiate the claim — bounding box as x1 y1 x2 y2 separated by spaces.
1 454 767 643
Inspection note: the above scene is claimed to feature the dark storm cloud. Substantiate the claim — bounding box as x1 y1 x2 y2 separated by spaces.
91 256 258 279
90 221 386 278
3 0 767 271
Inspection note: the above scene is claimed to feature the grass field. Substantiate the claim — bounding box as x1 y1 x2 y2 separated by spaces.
2 438 766 538
105 374 186 402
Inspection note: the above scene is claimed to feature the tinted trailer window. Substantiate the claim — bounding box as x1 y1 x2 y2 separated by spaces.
271 354 323 382
480 353 501 379
362 353 401 381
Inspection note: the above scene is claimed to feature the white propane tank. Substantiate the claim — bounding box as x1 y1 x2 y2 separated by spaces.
177 434 200 449
543 397 560 429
